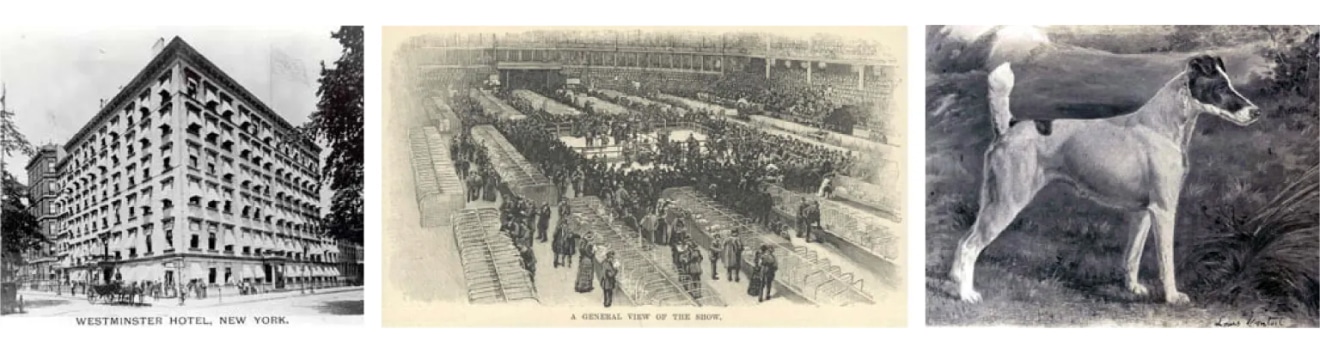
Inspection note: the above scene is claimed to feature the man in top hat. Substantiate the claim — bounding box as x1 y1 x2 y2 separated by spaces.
685 240 704 298
709 233 724 281
724 231 745 282
796 197 812 241
601 251 619 308
757 245 777 302
537 202 551 243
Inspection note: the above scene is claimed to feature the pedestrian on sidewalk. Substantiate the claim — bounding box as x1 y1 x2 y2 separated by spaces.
178 282 188 306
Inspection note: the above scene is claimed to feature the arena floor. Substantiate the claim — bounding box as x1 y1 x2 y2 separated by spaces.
558 129 708 171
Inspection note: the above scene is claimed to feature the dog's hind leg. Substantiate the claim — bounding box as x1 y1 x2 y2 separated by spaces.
1121 211 1152 296
949 150 1040 303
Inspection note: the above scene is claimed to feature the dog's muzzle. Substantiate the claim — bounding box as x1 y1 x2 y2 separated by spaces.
1234 106 1262 126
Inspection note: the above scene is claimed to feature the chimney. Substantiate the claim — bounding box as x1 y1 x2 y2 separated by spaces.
151 37 167 56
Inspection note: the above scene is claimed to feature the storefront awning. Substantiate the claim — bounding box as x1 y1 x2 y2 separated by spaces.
188 263 204 281
224 230 237 249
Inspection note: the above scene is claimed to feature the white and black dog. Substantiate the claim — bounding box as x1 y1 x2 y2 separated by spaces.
949 55 1261 304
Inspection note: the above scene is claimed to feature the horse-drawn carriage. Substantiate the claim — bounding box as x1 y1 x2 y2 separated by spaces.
87 281 146 305
83 256 146 305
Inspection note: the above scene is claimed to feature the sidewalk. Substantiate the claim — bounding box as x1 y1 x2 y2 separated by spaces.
17 285 363 309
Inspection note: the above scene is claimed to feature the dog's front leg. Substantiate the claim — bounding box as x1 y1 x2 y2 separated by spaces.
1122 211 1152 296
1149 206 1190 304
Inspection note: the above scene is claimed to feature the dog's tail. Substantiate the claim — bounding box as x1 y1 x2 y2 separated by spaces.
987 62 1016 135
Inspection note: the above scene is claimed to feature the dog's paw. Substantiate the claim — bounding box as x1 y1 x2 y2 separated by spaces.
957 288 982 303
1126 283 1150 296
1165 291 1190 304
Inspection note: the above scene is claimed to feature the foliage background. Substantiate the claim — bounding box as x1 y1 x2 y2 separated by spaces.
925 25 1318 326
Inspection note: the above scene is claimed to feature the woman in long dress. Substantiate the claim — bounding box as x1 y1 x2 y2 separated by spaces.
574 237 596 293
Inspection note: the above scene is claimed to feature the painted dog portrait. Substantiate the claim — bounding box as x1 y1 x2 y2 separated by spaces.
926 25 1318 327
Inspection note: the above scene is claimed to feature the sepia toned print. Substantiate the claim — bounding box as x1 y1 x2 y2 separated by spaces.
382 26 906 327
926 25 1318 327
0 27 364 324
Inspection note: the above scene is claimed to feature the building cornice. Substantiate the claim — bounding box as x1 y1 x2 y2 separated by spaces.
65 37 322 157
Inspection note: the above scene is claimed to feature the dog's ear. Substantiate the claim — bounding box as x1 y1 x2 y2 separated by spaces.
1187 55 1217 77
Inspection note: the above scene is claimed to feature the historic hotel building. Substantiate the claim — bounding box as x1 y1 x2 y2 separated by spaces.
54 37 343 291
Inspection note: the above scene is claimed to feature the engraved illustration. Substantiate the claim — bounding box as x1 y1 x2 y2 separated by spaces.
382 27 906 327
0 27 364 322
926 25 1318 327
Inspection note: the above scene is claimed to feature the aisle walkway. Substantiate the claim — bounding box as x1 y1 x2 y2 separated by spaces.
642 245 766 306
469 189 634 308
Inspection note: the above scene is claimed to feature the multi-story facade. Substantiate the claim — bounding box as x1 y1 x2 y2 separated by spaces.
53 37 343 292
337 240 364 286
18 144 65 284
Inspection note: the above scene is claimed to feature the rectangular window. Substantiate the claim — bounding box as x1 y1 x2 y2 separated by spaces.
224 268 232 284
207 233 216 250
208 268 217 284
190 234 199 249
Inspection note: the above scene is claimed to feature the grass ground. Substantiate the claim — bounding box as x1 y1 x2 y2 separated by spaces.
924 33 1319 327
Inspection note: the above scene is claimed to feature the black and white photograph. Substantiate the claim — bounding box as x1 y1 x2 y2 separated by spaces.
925 25 1318 327
0 26 365 325
381 26 908 327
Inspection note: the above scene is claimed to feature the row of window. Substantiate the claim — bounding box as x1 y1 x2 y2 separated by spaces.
181 68 320 171
62 63 319 199
184 100 320 188
186 136 320 203
64 220 335 264
60 170 319 243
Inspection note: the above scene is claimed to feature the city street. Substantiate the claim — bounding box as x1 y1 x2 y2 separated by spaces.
7 287 364 317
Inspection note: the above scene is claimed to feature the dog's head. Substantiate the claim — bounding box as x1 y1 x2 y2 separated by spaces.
1186 55 1261 126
